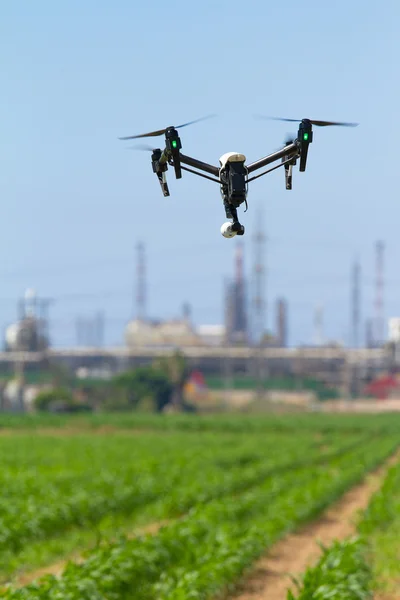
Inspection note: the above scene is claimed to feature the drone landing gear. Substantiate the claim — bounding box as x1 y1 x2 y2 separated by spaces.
221 205 245 238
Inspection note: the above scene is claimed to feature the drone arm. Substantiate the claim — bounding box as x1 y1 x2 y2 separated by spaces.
246 143 299 174
246 155 298 183
179 153 220 177
178 164 220 183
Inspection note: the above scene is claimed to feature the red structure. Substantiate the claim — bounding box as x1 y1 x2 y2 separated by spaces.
364 374 399 400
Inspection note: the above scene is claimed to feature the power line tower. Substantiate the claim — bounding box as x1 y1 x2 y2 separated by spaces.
351 258 361 348
374 240 384 346
222 277 233 402
135 242 146 321
224 243 248 344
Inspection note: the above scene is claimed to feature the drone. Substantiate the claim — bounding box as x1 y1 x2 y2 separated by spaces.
119 115 358 238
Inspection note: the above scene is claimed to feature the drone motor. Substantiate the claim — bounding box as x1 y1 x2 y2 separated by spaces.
165 127 182 179
298 119 313 172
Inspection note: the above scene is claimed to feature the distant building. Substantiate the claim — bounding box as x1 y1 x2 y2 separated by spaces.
5 316 48 352
196 325 226 346
125 318 203 348
4 288 50 352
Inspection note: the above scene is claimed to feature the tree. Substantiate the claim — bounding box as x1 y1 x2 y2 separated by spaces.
153 350 189 410
112 366 172 412
34 387 93 413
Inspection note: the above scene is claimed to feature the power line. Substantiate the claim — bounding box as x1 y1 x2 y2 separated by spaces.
0 236 388 281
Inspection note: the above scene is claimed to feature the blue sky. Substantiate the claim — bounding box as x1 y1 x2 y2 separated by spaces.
0 0 398 347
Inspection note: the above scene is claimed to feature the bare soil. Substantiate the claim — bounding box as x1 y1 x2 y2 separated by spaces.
230 451 400 600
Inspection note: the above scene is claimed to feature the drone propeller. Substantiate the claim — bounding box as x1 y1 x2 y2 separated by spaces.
119 114 216 140
126 143 156 152
255 115 358 127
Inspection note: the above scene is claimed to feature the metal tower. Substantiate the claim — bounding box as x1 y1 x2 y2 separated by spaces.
225 243 247 344
234 242 247 339
351 259 361 348
135 242 146 321
365 318 373 349
374 241 384 346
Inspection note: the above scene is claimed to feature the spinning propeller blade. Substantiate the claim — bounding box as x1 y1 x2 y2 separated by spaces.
119 114 216 140
126 143 156 152
255 115 358 127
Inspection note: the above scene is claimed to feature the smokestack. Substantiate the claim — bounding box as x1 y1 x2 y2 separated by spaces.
235 242 244 285
276 298 288 347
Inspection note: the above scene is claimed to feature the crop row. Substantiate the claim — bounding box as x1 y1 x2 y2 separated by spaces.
0 430 366 557
288 449 400 599
3 435 398 599
2 411 400 434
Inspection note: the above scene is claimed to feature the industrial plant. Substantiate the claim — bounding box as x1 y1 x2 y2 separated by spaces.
1 218 400 413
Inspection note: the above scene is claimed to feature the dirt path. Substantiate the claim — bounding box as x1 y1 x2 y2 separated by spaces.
230 450 400 600
13 519 170 587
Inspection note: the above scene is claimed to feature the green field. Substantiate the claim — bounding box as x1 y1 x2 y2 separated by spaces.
0 413 398 599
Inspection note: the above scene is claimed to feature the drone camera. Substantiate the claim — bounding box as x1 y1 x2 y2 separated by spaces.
221 222 237 238
220 221 245 238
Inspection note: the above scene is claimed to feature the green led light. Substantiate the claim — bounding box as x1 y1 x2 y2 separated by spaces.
171 140 178 148
303 132 309 141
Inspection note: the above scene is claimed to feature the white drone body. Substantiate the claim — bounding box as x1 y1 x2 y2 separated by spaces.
219 152 246 169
